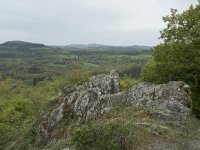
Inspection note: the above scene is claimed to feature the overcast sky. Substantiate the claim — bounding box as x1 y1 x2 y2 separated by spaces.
0 0 198 46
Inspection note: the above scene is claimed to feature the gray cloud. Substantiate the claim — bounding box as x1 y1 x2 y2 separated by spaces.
0 0 198 46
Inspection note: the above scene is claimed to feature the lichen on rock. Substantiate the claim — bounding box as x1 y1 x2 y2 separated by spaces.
37 70 192 145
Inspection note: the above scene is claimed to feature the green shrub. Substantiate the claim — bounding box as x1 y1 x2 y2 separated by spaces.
71 121 137 150
59 70 89 90
120 75 138 91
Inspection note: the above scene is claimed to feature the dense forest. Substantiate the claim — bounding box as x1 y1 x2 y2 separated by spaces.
0 41 151 85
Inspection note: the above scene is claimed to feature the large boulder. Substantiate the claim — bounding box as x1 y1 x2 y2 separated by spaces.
37 70 120 144
37 71 192 145
126 81 191 123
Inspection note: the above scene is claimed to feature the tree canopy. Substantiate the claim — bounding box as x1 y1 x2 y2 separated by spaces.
142 1 200 117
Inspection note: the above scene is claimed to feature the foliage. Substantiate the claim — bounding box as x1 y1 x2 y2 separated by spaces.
0 78 59 148
120 75 139 91
0 69 91 149
60 70 90 87
71 122 131 150
69 105 200 150
70 106 146 150
0 98 35 148
142 2 200 117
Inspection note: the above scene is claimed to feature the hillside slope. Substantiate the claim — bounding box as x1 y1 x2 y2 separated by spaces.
7 71 200 150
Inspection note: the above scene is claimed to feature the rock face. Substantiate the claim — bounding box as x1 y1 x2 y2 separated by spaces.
126 81 191 123
38 70 192 145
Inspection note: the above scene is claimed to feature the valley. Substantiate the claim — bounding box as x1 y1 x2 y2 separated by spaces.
0 41 151 85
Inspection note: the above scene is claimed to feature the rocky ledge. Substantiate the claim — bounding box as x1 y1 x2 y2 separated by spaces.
37 70 192 145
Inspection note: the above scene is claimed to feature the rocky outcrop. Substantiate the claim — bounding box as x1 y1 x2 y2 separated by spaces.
37 71 192 145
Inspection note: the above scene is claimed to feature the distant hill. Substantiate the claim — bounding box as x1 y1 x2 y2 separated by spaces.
65 44 152 50
0 41 46 50
65 44 106 49
0 41 152 51
127 45 152 50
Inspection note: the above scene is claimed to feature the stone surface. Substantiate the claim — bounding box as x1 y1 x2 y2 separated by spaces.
126 81 191 123
37 71 192 145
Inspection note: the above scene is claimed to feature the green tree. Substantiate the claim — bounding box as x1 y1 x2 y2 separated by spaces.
142 2 200 117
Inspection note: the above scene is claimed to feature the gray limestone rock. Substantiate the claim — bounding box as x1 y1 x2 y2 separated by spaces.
37 71 192 145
